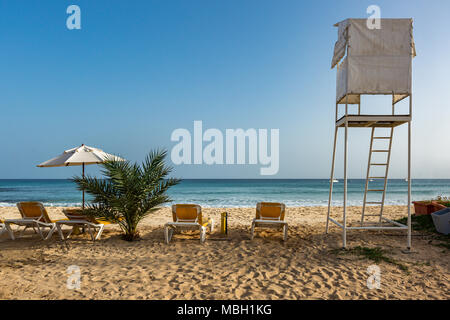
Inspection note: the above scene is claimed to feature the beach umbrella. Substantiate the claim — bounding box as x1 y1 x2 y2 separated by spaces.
37 144 125 209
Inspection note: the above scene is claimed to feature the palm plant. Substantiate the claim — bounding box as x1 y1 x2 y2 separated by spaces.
73 149 180 241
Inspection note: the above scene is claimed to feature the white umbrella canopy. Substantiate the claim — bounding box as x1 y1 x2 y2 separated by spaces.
37 144 125 209
37 144 124 167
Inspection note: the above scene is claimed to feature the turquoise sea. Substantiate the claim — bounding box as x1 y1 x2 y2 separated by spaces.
0 179 449 207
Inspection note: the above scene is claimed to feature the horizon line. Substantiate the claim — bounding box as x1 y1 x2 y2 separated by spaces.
0 178 447 180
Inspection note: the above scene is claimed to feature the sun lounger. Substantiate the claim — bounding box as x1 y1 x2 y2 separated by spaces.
165 204 214 244
251 202 288 241
4 202 61 240
56 209 111 241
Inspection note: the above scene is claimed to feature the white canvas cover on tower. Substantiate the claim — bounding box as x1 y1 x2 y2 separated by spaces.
332 18 416 104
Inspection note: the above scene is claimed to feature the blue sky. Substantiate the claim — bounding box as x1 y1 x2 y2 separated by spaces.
1 0 449 179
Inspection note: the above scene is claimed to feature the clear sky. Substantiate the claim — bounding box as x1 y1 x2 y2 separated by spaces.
1 0 449 179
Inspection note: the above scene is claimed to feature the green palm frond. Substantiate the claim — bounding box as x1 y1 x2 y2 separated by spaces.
73 149 180 241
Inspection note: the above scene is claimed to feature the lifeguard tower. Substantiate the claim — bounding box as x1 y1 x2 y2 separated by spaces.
325 19 416 249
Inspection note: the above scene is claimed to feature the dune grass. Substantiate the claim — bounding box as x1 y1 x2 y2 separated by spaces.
396 214 435 233
396 214 449 250
332 246 409 273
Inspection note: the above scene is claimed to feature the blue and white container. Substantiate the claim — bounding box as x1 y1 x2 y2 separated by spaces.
431 208 450 235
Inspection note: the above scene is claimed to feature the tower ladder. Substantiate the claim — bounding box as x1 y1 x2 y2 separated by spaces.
361 126 394 225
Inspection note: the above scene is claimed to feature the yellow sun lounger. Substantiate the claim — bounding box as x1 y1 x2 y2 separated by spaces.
4 202 62 240
164 204 214 244
56 209 112 241
250 202 288 241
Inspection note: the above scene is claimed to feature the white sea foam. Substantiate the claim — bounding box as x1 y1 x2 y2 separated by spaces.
0 200 408 208
0 202 82 207
0 179 446 207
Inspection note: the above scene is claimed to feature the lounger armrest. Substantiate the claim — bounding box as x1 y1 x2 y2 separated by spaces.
56 219 103 225
5 218 55 226
6 218 38 222
165 221 201 227
253 219 287 224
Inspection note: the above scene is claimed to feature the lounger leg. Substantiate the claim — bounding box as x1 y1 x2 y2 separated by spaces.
35 224 45 240
67 227 75 239
57 224 66 240
5 223 15 240
210 219 214 233
164 225 174 244
20 226 29 237
200 226 206 243
87 225 94 241
250 221 255 240
283 224 288 242
164 226 169 244
44 224 57 240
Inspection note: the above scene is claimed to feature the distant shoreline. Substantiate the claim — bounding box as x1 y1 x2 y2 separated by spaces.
0 204 409 208
0 178 447 180
1 179 448 207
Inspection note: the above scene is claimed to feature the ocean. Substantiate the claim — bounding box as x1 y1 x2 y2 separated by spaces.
0 179 449 208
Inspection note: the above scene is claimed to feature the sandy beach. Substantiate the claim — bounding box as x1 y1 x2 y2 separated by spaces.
0 205 448 300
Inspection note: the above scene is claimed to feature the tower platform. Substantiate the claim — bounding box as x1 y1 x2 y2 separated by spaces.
336 114 411 128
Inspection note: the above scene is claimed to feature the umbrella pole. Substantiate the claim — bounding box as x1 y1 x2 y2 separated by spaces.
82 163 85 211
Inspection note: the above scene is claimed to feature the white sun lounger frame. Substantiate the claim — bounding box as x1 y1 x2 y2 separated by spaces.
251 203 288 241
4 218 57 240
164 205 214 244
56 219 105 241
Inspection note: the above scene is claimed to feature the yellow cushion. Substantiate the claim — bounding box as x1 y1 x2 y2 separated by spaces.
173 204 203 225
95 219 112 225
17 202 52 222
201 218 212 227
257 202 285 220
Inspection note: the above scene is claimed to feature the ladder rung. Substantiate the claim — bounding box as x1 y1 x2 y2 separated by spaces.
371 150 389 152
364 214 382 217
369 177 386 179
373 137 391 139
370 163 387 166
367 189 385 192
366 202 382 204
